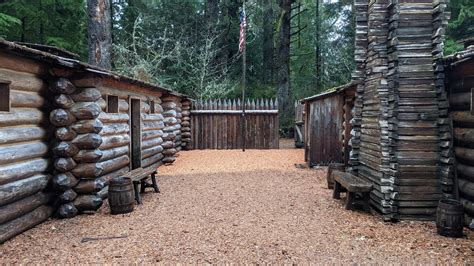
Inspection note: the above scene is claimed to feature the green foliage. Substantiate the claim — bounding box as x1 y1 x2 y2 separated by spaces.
445 0 474 54
0 0 87 59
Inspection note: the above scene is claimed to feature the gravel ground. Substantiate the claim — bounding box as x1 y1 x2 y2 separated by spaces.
1 146 473 264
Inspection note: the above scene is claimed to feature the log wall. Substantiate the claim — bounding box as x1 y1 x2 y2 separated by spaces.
190 99 279 150
0 67 54 243
446 48 474 229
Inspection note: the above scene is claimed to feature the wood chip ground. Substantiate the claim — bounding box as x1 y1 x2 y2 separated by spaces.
1 142 473 263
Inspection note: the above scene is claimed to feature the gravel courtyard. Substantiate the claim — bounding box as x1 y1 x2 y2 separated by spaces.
1 146 473 263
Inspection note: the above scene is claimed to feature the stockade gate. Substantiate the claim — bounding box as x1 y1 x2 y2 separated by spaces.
190 99 279 149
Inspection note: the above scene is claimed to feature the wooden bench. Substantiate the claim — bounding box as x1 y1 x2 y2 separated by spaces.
122 166 160 204
331 170 372 212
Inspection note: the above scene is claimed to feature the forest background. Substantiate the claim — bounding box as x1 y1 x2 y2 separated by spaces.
0 0 472 131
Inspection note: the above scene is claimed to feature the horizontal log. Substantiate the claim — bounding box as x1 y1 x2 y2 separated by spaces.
0 68 46 92
460 197 474 216
182 110 190 116
452 111 474 127
50 108 76 127
99 146 129 162
142 153 164 168
72 133 102 149
99 155 130 175
0 142 49 165
142 130 163 141
142 113 164 122
54 157 77 173
58 189 77 203
163 117 178 125
0 158 49 185
71 163 104 179
163 110 177 118
162 141 174 149
142 121 165 131
142 137 163 150
74 178 106 194
0 174 50 206
163 124 181 132
181 121 190 127
73 149 103 163
458 163 474 182
57 203 78 219
11 90 48 108
73 194 103 212
71 88 101 102
99 134 130 150
55 127 77 141
97 98 106 110
163 148 177 156
182 132 192 138
142 146 163 159
98 166 129 186
52 141 79 157
52 172 79 191
0 126 47 145
162 133 176 141
98 112 129 123
162 102 177 110
50 78 76 95
0 205 53 244
454 127 474 147
141 101 150 113
119 99 129 112
0 108 47 127
455 147 474 165
449 92 471 111
154 103 163 113
54 94 75 109
458 178 474 201
0 192 50 224
71 119 103 134
162 156 176 164
70 102 101 120
100 123 129 136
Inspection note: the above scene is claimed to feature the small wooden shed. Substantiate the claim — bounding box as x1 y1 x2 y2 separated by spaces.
445 45 474 229
0 40 191 243
301 82 357 167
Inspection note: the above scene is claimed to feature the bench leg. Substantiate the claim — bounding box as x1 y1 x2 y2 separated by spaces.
151 172 160 193
345 192 354 210
333 181 342 199
133 182 142 204
362 192 371 212
140 180 146 193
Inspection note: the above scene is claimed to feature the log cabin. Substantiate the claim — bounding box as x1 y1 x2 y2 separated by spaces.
301 82 357 167
0 40 191 243
445 44 474 229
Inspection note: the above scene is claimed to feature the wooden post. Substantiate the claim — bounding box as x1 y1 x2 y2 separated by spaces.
241 0 247 152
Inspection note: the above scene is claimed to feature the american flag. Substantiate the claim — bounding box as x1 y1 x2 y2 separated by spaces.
239 9 247 53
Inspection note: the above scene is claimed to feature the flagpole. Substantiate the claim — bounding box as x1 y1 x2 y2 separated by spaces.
241 0 246 152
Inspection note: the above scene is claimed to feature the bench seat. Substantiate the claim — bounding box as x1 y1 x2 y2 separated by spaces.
123 165 160 204
331 170 372 212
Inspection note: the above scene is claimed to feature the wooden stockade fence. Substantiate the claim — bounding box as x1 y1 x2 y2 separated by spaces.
190 99 279 149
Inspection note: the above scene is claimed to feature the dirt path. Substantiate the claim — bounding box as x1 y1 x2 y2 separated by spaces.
1 148 473 263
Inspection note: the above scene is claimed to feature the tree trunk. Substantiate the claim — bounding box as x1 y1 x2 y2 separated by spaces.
315 0 321 91
263 0 274 85
277 0 291 124
87 0 112 70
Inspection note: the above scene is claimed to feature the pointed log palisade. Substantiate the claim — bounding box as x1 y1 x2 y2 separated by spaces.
190 98 279 149
0 39 191 243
